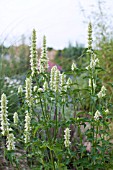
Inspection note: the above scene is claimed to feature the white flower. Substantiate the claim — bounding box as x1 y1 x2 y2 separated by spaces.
86 53 99 70
33 86 37 92
13 112 18 125
71 62 77 71
90 54 99 69
64 128 71 147
86 66 90 70
18 85 23 94
94 110 101 121
97 85 106 98
38 88 43 93
43 81 48 91
24 112 31 143
66 77 72 89
89 78 96 91
10 90 14 94
105 109 109 114
0 93 9 136
6 133 15 150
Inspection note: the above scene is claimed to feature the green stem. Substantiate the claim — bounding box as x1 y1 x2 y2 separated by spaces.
39 95 46 120
62 103 65 120
50 150 55 170
54 94 58 140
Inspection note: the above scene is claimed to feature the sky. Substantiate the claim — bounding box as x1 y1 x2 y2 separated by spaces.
0 0 113 49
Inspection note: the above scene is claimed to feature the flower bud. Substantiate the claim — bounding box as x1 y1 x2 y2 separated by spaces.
71 62 77 71
18 85 23 94
43 81 48 91
13 112 18 125
88 22 92 51
94 110 101 121
97 86 106 98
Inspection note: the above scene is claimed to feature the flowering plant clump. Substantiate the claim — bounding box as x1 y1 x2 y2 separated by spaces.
0 23 113 169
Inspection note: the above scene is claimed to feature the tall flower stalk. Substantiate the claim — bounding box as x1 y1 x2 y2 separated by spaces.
30 29 38 76
50 66 57 90
86 23 100 166
39 35 49 73
87 22 92 52
54 69 60 93
64 128 71 147
24 112 31 143
0 93 9 136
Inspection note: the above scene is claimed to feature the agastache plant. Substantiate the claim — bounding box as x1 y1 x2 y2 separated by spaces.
0 23 112 169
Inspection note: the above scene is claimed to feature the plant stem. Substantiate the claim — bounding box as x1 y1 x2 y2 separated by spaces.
50 150 55 170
